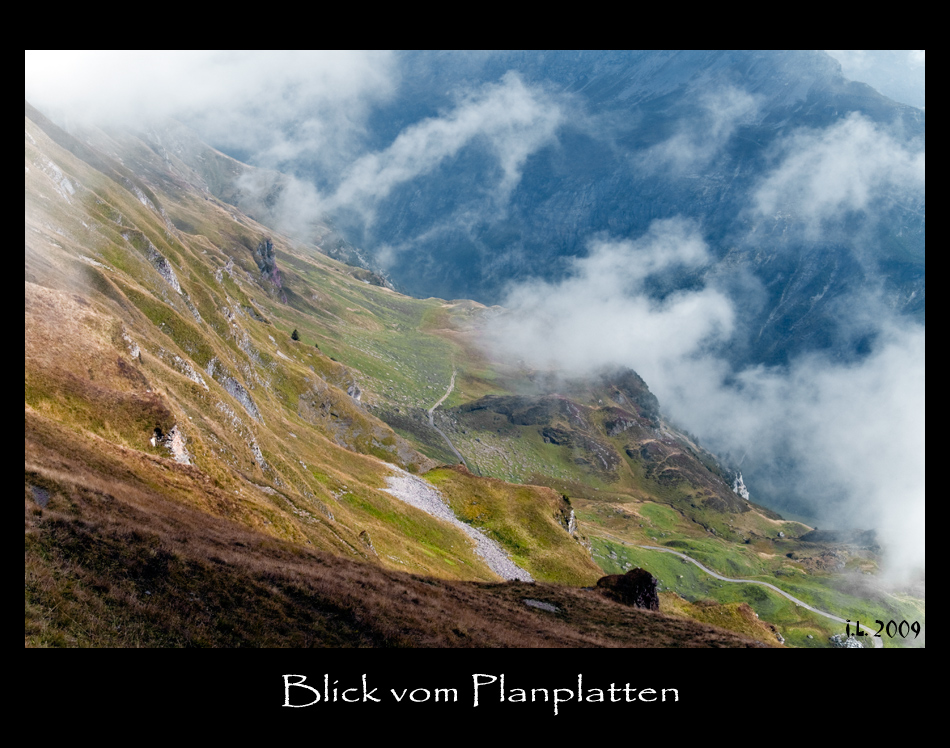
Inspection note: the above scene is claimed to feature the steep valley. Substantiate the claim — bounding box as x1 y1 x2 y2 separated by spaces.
24 100 922 648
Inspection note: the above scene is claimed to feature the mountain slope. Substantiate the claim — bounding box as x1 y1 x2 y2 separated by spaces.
25 100 921 648
26 101 569 583
25 420 768 648
27 100 761 646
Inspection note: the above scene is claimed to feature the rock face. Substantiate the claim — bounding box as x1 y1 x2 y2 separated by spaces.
151 425 190 464
358 530 378 557
596 568 660 611
254 238 282 288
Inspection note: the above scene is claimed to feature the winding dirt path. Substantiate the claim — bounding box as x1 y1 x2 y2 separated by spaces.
428 369 456 415
590 529 882 647
427 369 469 468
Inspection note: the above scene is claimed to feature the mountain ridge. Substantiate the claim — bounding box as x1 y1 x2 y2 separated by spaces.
305 51 924 368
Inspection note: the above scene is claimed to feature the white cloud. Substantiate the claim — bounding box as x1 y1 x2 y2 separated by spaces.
637 87 760 174
322 72 564 221
753 113 925 237
241 71 566 247
485 218 734 385
25 50 397 172
26 53 565 247
824 50 925 108
663 318 925 582
825 49 873 73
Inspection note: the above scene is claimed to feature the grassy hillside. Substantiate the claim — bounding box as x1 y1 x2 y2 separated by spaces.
26 407 766 648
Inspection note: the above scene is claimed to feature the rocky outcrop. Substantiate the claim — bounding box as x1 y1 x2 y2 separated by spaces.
206 357 262 423
554 497 577 536
523 599 559 613
635 441 666 461
604 415 639 437
599 368 660 425
733 472 750 501
254 238 282 288
358 530 378 557
540 426 573 446
151 424 190 464
145 243 182 294
596 568 660 610
460 395 577 427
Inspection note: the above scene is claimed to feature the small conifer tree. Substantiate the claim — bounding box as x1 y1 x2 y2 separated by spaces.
291 328 300 341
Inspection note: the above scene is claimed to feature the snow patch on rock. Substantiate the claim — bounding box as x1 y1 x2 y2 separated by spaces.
733 472 750 501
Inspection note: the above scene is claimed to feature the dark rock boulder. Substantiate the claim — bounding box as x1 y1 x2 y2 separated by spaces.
540 426 573 446
596 568 659 610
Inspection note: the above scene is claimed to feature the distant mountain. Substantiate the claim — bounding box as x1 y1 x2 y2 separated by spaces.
825 50 925 109
282 50 924 368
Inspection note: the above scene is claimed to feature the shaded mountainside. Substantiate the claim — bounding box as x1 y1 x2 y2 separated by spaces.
326 51 925 367
26 99 919 648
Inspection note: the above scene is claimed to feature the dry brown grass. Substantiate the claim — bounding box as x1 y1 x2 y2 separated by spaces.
659 593 784 646
25 419 767 648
